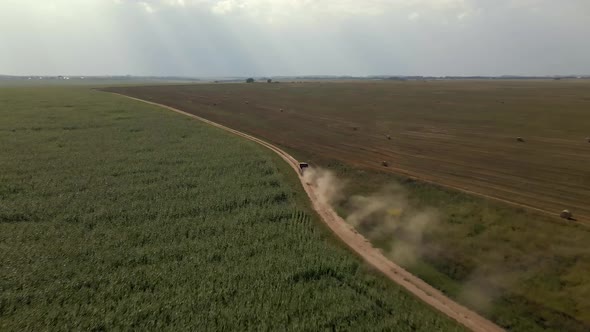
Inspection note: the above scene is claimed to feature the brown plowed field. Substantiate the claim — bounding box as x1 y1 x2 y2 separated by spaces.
106 80 590 223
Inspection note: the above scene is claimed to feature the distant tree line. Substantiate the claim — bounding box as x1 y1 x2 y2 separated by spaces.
245 78 274 83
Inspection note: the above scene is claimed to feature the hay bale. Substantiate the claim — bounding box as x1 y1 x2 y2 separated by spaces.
516 137 525 142
560 210 573 220
586 137 590 143
381 161 389 167
386 135 391 140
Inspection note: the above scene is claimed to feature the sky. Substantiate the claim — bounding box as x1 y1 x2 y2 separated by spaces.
1 0 589 77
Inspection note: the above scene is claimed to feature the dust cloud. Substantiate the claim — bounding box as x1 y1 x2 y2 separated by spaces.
303 166 347 206
303 166 439 267
458 270 496 313
303 165 512 314
457 265 519 314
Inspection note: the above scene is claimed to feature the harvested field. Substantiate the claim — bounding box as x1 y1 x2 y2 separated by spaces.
108 80 590 222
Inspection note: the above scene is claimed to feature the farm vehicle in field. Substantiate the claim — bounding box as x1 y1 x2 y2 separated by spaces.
298 162 309 175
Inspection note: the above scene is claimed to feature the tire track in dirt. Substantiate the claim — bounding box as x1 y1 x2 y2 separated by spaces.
112 93 504 332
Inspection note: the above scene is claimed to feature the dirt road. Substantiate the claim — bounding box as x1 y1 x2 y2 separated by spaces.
114 93 504 332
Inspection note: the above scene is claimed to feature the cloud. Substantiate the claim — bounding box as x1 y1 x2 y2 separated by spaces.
0 0 589 76
408 12 420 20
122 0 472 19
211 0 237 15
139 1 156 13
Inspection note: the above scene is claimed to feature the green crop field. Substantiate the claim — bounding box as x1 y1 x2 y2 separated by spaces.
0 87 463 331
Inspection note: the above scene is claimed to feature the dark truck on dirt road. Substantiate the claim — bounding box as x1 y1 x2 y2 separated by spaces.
298 162 309 175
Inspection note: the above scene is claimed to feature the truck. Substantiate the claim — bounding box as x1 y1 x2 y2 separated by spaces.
298 162 309 175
